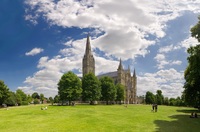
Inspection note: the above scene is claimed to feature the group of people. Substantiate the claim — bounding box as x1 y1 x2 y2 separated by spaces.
190 112 198 118
152 104 158 112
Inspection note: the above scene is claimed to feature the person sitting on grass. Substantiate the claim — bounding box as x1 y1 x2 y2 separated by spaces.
190 112 195 118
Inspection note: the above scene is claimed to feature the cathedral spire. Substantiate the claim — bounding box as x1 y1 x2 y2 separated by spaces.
85 34 92 56
133 68 136 77
117 58 123 70
82 34 95 76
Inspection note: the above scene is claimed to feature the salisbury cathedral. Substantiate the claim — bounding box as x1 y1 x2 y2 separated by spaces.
82 35 137 104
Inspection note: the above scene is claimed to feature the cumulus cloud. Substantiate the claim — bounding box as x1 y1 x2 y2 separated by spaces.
154 53 182 69
180 36 199 49
158 44 174 53
137 68 184 98
24 0 200 59
25 47 44 56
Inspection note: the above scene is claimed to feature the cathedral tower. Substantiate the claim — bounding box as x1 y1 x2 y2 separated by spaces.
82 35 95 76
117 59 125 85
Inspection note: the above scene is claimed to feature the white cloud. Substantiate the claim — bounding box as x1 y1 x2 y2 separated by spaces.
180 36 199 49
24 0 200 60
159 44 174 53
154 51 182 69
137 68 184 98
25 47 44 56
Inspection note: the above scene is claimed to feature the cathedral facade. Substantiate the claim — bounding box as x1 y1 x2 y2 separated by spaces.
82 35 137 104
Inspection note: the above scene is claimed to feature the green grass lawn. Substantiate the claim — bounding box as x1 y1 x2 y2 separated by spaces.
0 104 200 132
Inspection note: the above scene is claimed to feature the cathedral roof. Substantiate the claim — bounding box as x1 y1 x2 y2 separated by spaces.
97 71 118 78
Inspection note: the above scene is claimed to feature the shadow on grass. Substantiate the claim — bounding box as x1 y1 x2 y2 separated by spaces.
154 114 200 132
176 109 199 113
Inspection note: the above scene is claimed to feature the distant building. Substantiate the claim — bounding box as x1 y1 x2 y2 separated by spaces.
82 35 137 104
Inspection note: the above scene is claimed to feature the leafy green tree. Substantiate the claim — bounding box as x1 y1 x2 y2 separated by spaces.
116 83 125 104
27 94 33 104
0 80 10 105
4 91 17 106
145 91 155 104
54 95 60 104
16 89 28 105
49 97 54 105
175 97 182 106
82 73 101 105
33 99 40 104
155 90 164 105
32 92 40 99
183 16 200 107
100 76 116 105
58 71 82 105
15 93 22 105
169 98 176 106
191 16 200 42
163 97 169 105
40 93 45 104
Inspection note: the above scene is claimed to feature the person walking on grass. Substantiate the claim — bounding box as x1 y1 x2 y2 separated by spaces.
155 104 158 112
152 104 155 112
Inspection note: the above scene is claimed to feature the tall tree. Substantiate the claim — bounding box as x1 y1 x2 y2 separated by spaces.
40 93 45 104
82 73 101 105
4 91 17 106
115 83 125 104
145 91 155 104
0 80 10 105
32 92 40 99
191 16 200 42
16 89 27 101
54 95 60 104
58 71 82 105
183 16 200 106
163 97 169 105
27 94 33 104
156 90 164 105
49 97 54 105
100 76 116 105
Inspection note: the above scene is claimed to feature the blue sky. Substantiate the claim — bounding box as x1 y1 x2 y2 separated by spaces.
0 0 200 98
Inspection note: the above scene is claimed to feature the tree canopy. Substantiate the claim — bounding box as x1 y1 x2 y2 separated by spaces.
145 91 155 104
58 71 82 105
115 83 125 104
82 73 101 105
191 16 200 42
32 92 40 99
16 89 28 105
183 16 200 106
40 93 45 104
100 76 116 105
155 90 164 105
0 80 10 105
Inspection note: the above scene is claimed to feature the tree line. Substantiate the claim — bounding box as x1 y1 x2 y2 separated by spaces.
57 71 125 105
0 72 125 106
145 90 185 106
0 80 53 106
